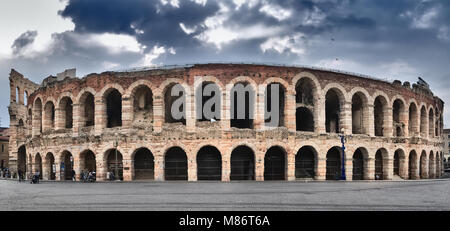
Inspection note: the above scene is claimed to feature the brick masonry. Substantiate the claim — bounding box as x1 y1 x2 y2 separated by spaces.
7 64 446 181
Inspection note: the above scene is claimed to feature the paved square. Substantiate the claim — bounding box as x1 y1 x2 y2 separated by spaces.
1 178 449 211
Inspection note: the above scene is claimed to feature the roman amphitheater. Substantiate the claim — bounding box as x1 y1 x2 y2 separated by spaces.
8 64 445 182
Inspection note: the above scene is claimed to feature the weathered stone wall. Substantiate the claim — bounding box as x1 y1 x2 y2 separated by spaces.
8 64 445 181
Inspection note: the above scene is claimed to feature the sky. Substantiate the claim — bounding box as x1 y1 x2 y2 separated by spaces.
0 0 449 127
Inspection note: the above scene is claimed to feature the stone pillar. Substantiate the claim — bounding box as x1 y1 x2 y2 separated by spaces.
287 151 296 181
72 104 81 134
345 157 353 181
153 95 163 133
341 101 352 135
315 157 326 181
94 99 105 136
383 157 393 180
188 154 197 181
154 154 164 181
55 108 63 130
73 155 82 181
186 91 196 133
429 158 435 179
365 157 375 180
254 87 264 130
122 158 132 181
316 97 325 133
255 151 264 181
366 104 375 136
384 106 393 137
222 153 230 182
401 157 409 179
32 107 41 136
221 92 230 130
121 97 132 128
286 90 296 132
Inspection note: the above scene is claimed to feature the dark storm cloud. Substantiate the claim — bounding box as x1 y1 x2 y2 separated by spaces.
11 30 37 54
59 0 220 47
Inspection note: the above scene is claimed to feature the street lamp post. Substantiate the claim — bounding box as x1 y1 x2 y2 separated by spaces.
339 129 347 181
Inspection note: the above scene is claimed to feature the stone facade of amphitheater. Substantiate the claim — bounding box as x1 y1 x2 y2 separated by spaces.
7 64 446 182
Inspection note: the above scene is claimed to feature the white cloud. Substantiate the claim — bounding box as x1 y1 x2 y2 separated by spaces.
160 0 180 8
179 23 197 35
195 2 284 49
379 60 419 79
408 7 439 29
138 45 176 66
0 0 74 57
259 3 292 21
233 0 260 10
86 33 145 54
191 0 207 6
260 33 305 55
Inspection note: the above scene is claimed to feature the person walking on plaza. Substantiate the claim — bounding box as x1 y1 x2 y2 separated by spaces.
18 169 23 182
71 169 76 181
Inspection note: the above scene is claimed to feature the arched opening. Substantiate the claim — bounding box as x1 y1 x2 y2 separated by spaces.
60 151 74 181
429 151 435 178
393 99 405 137
105 89 122 128
132 86 153 125
164 84 186 124
429 109 434 138
165 147 187 180
420 151 427 179
133 148 154 180
196 82 221 122
44 101 55 131
409 151 418 179
17 146 27 177
196 146 222 180
35 153 42 179
230 145 255 180
34 98 43 133
106 149 123 180
295 146 316 179
295 78 315 132
16 87 19 103
80 150 96 173
44 153 55 180
60 97 73 129
352 148 365 180
24 91 28 106
80 92 95 127
326 147 341 180
230 82 254 129
264 83 285 127
296 107 314 131
409 103 418 136
420 106 427 137
264 146 286 180
351 93 367 134
325 89 342 133
375 150 384 180
374 96 387 137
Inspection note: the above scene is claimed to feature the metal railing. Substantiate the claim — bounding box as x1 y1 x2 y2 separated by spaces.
110 62 393 83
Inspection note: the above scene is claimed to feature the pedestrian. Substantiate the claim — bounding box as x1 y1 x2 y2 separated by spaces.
35 170 40 183
71 169 76 181
18 169 23 182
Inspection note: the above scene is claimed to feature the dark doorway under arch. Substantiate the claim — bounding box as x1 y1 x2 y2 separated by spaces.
230 146 255 180
134 148 154 180
264 146 286 180
197 146 222 180
165 147 187 181
295 146 316 178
